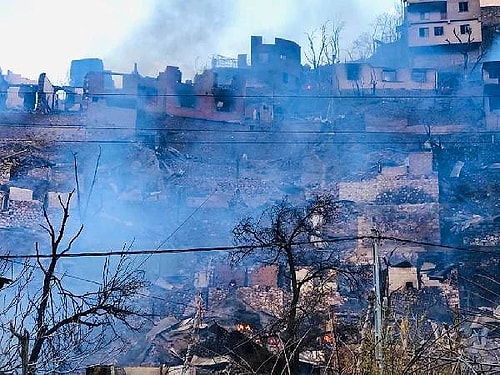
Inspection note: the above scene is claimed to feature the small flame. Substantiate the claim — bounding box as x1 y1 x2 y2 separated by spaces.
236 323 252 332
323 334 333 344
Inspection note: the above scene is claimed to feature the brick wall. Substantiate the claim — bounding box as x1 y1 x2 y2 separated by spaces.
237 286 285 317
339 174 439 203
0 200 43 229
248 265 278 288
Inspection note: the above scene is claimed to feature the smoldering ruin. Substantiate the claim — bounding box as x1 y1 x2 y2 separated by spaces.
0 1 499 373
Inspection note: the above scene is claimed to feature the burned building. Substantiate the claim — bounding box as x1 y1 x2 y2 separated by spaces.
154 65 246 124
70 58 105 87
332 62 438 96
250 36 301 92
388 260 419 293
338 151 440 261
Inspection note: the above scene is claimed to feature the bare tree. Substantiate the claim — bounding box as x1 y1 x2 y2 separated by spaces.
372 9 403 45
231 194 357 374
0 191 147 374
348 8 403 61
446 26 482 79
349 31 377 61
305 20 344 70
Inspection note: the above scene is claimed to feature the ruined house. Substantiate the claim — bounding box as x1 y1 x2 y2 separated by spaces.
338 151 440 261
388 260 419 293
249 36 302 93
157 65 246 124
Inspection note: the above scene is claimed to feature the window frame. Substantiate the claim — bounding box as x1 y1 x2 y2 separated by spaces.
411 69 427 83
346 64 361 81
458 1 469 13
419 27 430 38
382 69 397 82
434 26 444 36
460 24 471 35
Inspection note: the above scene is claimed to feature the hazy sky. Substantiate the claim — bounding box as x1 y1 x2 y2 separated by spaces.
0 0 497 84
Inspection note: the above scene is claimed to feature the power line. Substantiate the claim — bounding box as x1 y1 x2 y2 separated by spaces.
0 235 497 260
19 91 500 99
0 123 497 139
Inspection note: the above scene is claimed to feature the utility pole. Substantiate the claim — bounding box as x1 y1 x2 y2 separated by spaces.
371 228 384 373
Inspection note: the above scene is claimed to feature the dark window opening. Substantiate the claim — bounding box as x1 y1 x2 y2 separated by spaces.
460 24 471 35
177 86 197 108
486 65 500 79
213 87 235 112
459 1 469 12
490 96 500 111
419 27 429 38
346 64 361 81
382 70 397 82
434 26 444 36
440 11 447 20
411 69 427 83
405 282 415 290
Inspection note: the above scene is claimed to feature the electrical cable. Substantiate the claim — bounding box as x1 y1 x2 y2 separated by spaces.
0 235 497 260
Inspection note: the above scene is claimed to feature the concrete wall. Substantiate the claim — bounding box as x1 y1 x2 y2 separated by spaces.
388 264 419 292
333 63 437 93
46 192 73 209
250 36 302 91
9 187 33 201
408 20 482 47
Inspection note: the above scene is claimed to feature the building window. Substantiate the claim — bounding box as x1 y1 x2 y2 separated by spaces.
459 1 469 12
411 69 427 83
420 12 430 20
346 64 361 81
382 70 397 82
280 54 287 60
434 26 444 36
282 72 289 83
460 24 471 35
488 66 500 79
490 96 500 111
419 27 429 38
440 11 447 20
258 53 269 63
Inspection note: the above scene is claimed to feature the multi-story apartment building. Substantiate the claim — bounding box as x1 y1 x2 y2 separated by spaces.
405 0 482 47
403 0 483 72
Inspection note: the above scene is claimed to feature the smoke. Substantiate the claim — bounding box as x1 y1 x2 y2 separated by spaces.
104 0 397 80
104 0 238 79
0 0 398 82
